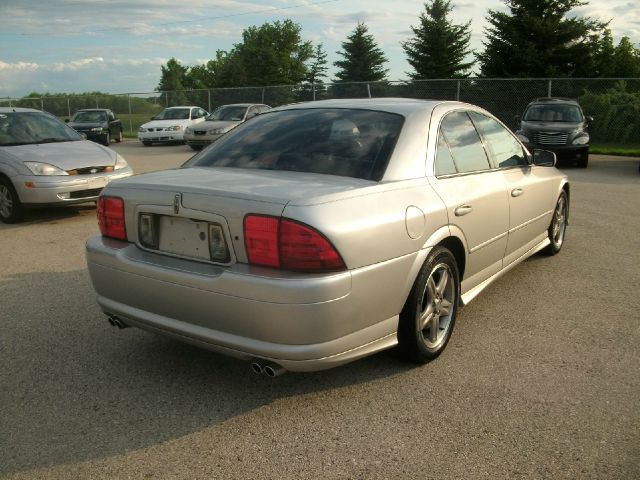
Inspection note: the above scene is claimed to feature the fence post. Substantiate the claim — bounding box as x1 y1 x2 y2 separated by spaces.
261 88 265 104
128 94 133 137
367 83 371 98
95 95 99 108
41 97 44 111
165 93 168 107
9 98 12 108
456 80 461 101
67 97 71 118
208 89 211 112
312 82 316 101
548 79 552 97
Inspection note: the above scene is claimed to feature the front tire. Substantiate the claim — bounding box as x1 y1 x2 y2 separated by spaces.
398 246 460 363
102 132 110 146
545 190 568 255
189 145 203 151
142 141 152 147
0 177 23 224
115 129 123 143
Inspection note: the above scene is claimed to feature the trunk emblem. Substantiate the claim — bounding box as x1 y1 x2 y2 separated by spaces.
173 193 181 214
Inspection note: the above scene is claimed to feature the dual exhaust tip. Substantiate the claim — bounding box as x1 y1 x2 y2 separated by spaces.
251 360 286 377
106 314 285 377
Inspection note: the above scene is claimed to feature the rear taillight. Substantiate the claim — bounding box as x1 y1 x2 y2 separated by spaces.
97 196 127 240
244 215 346 272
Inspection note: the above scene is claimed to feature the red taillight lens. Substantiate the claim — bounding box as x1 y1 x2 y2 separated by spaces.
244 215 279 267
244 214 346 272
280 219 346 271
97 196 127 240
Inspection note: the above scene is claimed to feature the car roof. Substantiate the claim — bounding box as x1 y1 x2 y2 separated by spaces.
164 106 202 109
75 108 110 112
528 97 580 106
271 97 456 116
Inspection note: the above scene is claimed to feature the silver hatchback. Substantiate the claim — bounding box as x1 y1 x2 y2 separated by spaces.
86 98 568 374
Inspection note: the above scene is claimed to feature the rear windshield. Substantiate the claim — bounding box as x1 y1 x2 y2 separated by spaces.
185 108 404 181
523 104 584 122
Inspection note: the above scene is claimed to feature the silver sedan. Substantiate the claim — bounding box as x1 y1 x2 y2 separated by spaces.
86 98 569 374
0 108 133 223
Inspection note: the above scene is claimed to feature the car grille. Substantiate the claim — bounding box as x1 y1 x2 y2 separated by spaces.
194 130 207 135
533 132 568 145
67 166 111 175
69 188 103 199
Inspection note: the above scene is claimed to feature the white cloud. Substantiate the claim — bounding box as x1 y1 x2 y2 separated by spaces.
0 61 39 72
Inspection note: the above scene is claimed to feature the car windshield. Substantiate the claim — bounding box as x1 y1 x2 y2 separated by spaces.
185 108 404 181
523 104 584 122
72 111 107 123
207 106 248 121
154 108 191 120
0 112 82 146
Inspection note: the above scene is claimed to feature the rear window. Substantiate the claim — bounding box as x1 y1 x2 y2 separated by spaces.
185 108 404 181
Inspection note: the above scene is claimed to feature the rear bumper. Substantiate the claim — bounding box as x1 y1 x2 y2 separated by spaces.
86 235 417 371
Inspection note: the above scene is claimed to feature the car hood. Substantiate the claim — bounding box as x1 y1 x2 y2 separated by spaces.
192 120 239 132
68 122 107 129
0 140 116 169
141 119 192 129
520 121 583 133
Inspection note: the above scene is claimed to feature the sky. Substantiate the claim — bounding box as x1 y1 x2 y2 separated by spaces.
0 0 638 98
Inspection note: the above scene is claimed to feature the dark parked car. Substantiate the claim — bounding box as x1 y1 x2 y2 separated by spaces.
515 98 592 168
67 109 123 146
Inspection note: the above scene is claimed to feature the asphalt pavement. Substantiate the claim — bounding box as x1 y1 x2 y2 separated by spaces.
0 142 638 479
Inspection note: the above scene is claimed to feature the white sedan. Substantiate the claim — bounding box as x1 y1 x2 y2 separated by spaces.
138 106 208 146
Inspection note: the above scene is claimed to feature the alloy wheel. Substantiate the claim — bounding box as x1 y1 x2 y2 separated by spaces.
418 262 456 350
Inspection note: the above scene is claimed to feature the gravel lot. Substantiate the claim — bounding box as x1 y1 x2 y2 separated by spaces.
1 142 638 479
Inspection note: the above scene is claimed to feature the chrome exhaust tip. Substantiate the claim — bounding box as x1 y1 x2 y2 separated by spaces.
250 361 264 375
263 362 286 377
106 314 129 329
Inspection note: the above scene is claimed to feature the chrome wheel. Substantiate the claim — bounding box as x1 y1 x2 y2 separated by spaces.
551 194 567 250
0 183 14 219
418 262 455 350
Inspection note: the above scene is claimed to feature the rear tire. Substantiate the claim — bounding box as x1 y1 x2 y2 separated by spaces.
102 132 110 146
398 246 460 363
142 141 152 147
0 177 23 224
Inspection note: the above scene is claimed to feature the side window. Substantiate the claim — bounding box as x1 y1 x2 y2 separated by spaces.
469 112 527 168
198 108 207 118
435 131 457 176
246 106 258 119
108 111 115 121
440 111 491 173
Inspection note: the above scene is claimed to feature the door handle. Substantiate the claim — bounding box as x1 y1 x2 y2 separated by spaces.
454 204 473 216
511 188 524 197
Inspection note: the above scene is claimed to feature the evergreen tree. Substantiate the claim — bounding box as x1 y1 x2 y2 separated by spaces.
477 0 608 77
334 23 388 82
305 43 329 84
402 0 474 79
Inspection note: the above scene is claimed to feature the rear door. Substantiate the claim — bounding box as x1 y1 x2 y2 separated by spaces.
429 110 509 292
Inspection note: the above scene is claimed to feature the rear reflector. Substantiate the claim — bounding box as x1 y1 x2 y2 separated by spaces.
244 214 346 272
97 196 127 240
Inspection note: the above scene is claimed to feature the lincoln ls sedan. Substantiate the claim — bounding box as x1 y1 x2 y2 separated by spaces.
86 98 569 375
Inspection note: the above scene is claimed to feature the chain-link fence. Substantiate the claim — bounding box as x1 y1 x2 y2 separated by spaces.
1 78 639 145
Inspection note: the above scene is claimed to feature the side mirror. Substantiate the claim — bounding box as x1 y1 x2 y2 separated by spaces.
65 119 69 123
586 116 594 124
533 149 556 167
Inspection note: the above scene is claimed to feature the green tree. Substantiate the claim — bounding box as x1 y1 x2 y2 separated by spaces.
226 19 313 87
611 37 640 77
157 57 189 105
334 23 388 82
477 0 608 77
302 43 329 100
402 0 474 79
